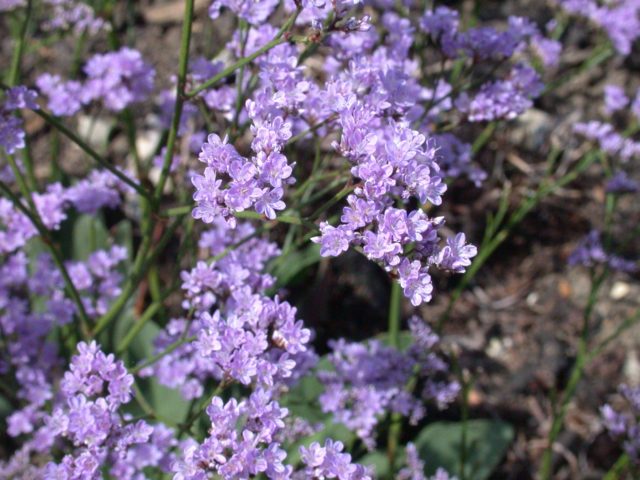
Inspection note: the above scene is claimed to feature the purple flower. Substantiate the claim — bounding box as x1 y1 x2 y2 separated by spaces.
5 86 38 110
36 73 85 116
209 0 280 25
82 48 155 111
435 233 477 273
604 85 629 114
606 171 639 193
312 223 353 257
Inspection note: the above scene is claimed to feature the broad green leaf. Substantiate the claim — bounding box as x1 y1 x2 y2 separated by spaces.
113 219 134 268
359 451 392 478
72 213 108 260
270 243 321 289
375 330 414 352
414 419 514 480
115 309 189 423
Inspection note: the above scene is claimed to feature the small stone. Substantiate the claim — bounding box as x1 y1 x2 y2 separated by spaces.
610 281 630 300
486 337 504 359
624 350 640 386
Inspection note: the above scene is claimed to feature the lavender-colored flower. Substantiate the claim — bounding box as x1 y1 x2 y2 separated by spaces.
569 230 637 273
0 0 24 11
435 233 477 273
1 86 38 154
43 0 108 34
604 85 629 114
602 384 640 461
83 48 156 111
5 86 39 110
606 171 639 193
0 113 25 154
558 0 640 56
398 443 458 480
209 0 280 24
36 73 86 116
318 317 458 448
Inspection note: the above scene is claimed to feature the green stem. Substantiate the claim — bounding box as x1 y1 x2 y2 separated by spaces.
588 308 640 362
539 268 607 479
178 380 229 438
7 0 37 190
603 453 631 480
437 150 599 332
92 215 185 337
132 381 177 427
386 282 402 474
116 302 162 354
185 9 301 98
130 334 196 374
153 0 195 202
34 109 151 199
0 180 91 339
7 0 32 86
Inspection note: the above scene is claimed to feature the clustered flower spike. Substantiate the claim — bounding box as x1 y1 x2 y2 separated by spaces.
43 0 108 34
140 219 314 398
188 1 563 304
602 384 640 461
175 391 372 479
0 86 38 155
573 84 640 207
568 230 637 273
397 443 458 480
557 0 640 55
0 245 128 446
192 128 294 226
37 47 155 115
0 170 132 255
318 317 459 449
0 1 588 478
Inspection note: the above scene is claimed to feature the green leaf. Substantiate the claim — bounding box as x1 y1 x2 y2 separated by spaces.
72 213 108 260
113 219 134 268
270 243 321 289
280 355 332 422
413 419 514 480
357 447 405 478
286 420 356 467
375 330 414 352
122 319 191 422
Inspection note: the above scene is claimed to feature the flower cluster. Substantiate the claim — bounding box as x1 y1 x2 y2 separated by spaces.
43 0 108 34
568 230 637 273
141 218 314 398
0 244 127 442
602 384 640 461
192 128 294 225
1 341 177 479
318 317 459 449
557 0 640 55
176 389 372 480
37 47 155 115
0 86 38 154
0 170 132 254
186 2 563 305
2 0 610 478
0 0 106 32
398 443 457 480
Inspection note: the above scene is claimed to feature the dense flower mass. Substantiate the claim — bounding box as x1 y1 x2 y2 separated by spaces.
37 47 155 115
319 317 458 449
0 86 38 154
602 385 640 461
557 0 640 55
3 0 639 478
569 230 637 273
